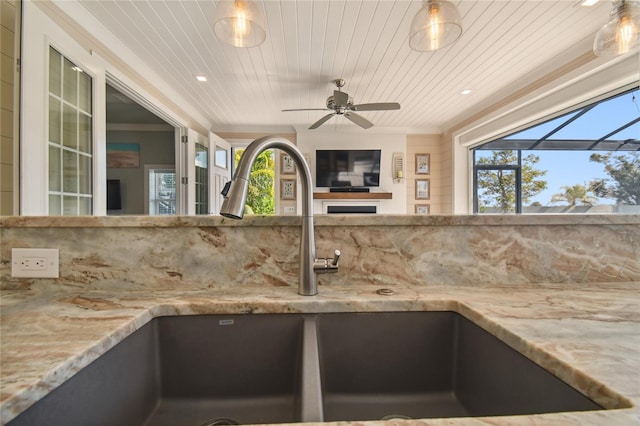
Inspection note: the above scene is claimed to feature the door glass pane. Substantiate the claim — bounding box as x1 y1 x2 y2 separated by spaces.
49 146 61 191
78 112 91 153
78 154 92 195
63 195 78 215
49 96 61 144
215 147 228 169
477 169 517 213
78 72 91 113
49 195 61 215
79 197 92 215
63 150 78 193
195 143 209 215
63 58 78 105
63 105 78 149
49 49 61 97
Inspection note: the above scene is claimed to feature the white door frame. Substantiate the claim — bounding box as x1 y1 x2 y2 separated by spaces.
210 133 232 215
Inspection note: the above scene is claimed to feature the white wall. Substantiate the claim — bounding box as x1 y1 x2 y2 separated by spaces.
297 131 407 214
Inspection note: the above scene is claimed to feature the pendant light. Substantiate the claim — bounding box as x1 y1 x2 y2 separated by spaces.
213 0 266 48
409 0 463 52
593 1 640 56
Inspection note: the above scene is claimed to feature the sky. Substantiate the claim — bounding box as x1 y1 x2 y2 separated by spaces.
528 151 626 205
480 89 639 206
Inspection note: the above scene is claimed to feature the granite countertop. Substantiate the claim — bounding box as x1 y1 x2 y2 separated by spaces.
1 281 638 425
2 214 639 228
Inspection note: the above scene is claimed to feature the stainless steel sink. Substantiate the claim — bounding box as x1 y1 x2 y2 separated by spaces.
8 312 610 426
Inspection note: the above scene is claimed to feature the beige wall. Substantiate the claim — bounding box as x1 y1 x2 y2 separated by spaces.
0 0 19 215
406 134 444 214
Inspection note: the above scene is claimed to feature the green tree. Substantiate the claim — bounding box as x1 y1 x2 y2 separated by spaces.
550 184 597 206
589 152 640 205
235 149 275 214
476 150 547 213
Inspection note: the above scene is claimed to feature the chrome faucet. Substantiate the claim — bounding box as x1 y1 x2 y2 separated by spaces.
220 135 340 296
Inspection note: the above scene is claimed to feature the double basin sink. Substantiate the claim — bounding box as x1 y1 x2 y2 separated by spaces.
9 311 607 425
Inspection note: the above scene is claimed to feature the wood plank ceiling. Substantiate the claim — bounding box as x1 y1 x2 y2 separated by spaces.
79 0 615 133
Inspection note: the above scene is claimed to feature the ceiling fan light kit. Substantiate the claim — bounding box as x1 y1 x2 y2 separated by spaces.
593 0 640 56
409 0 463 52
282 79 400 130
213 0 266 48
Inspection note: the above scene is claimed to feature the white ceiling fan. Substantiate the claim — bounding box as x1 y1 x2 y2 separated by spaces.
282 79 401 130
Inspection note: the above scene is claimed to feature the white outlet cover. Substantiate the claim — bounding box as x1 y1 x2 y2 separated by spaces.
11 248 60 278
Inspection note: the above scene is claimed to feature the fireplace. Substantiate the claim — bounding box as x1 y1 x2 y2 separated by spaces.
323 202 379 214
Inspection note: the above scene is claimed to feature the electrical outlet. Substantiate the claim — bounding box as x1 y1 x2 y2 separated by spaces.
284 206 296 215
11 248 60 278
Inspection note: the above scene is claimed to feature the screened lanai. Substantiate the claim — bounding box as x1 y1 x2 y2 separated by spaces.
472 88 640 214
477 89 639 152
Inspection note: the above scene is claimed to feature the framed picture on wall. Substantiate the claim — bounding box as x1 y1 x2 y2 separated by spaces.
281 153 296 175
415 153 430 174
415 204 430 215
280 179 296 200
415 179 430 200
107 143 140 168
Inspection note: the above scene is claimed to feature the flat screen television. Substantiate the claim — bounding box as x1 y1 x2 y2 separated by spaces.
315 149 381 188
106 179 122 210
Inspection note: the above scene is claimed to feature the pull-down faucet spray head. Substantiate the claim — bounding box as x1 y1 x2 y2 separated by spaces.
220 178 249 219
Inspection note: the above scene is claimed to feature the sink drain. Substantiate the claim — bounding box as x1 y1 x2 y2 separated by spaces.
199 418 240 426
380 414 412 420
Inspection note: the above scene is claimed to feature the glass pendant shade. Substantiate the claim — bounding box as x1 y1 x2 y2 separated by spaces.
593 1 640 56
409 0 463 51
213 0 266 48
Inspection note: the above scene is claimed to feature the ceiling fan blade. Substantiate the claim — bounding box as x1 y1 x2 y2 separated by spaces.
351 102 401 111
309 113 335 129
282 108 330 112
344 112 373 129
333 90 349 107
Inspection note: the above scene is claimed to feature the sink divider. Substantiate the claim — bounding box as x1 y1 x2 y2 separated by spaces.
301 315 324 422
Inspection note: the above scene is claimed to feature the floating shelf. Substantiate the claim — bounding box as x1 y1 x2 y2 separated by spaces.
313 192 393 200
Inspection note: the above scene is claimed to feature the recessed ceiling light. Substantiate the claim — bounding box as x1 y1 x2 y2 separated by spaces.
460 89 472 95
196 75 207 82
580 0 599 6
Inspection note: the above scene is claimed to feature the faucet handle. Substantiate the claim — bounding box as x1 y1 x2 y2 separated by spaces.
331 249 341 267
314 249 341 274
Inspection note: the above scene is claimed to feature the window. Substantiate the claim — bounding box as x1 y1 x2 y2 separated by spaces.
147 166 176 215
48 47 93 215
473 89 639 214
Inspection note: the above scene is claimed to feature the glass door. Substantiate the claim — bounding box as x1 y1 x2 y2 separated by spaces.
48 47 93 215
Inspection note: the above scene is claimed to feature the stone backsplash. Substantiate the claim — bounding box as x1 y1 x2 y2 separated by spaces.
1 215 638 292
